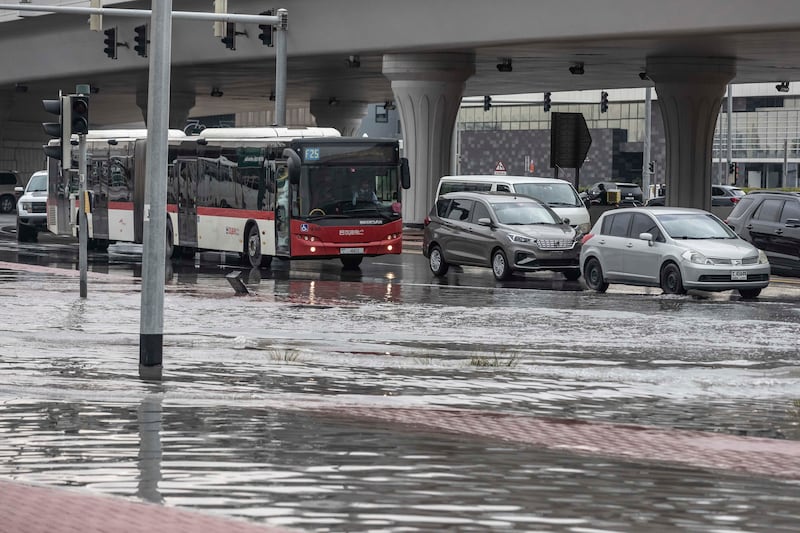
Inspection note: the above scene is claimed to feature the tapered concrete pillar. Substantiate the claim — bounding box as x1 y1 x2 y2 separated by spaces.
136 90 196 130
309 99 368 136
383 52 475 225
646 57 736 209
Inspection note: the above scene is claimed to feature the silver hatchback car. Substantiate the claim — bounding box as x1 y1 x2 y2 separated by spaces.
423 191 581 281
580 207 770 298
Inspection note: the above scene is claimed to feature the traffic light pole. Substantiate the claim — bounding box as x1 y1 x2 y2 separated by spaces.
139 0 172 381
642 87 652 202
78 135 88 298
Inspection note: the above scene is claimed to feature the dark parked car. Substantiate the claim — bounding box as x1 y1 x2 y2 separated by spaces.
725 191 800 276
423 191 581 281
646 185 745 206
585 181 643 206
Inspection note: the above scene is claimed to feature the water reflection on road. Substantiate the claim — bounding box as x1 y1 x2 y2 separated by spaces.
1 253 800 531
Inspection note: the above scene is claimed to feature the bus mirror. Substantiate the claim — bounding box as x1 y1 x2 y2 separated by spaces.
282 148 301 184
400 157 411 189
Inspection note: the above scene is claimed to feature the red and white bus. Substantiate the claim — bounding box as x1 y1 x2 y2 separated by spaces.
46 127 411 268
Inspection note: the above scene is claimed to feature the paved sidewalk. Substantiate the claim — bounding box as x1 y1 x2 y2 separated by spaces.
0 479 297 533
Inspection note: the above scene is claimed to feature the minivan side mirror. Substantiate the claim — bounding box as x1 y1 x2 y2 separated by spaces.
477 217 493 227
561 217 570 226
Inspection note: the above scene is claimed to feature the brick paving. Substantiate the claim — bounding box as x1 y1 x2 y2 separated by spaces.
310 406 800 481
0 479 296 533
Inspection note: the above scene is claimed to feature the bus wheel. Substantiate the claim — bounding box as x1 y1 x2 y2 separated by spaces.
165 219 175 259
244 224 263 268
341 256 363 269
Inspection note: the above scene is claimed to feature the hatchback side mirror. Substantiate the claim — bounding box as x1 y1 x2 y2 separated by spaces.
477 217 493 227
639 232 654 245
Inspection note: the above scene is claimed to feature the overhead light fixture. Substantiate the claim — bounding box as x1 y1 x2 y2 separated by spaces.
638 71 649 81
384 100 396 111
328 97 339 106
569 62 584 75
776 81 790 93
210 87 223 97
496 58 512 73
346 55 360 68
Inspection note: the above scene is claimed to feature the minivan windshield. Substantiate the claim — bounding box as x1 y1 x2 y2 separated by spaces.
26 173 47 192
656 213 737 239
514 182 583 207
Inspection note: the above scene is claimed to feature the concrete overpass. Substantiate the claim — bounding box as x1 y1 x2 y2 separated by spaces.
3 0 800 223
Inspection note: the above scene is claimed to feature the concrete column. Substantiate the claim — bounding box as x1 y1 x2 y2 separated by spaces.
136 90 196 130
383 52 475 226
309 99 368 136
646 57 736 209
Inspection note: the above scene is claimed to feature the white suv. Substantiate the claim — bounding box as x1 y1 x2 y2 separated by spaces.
16 170 48 242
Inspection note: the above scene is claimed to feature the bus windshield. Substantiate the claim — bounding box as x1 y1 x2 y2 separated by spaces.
298 165 401 219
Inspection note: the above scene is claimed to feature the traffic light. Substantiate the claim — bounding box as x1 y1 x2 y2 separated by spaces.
70 95 89 135
543 92 551 112
729 162 737 174
221 22 236 50
258 10 273 46
103 27 117 59
134 24 148 57
600 91 609 113
483 95 492 111
648 161 655 174
41 95 71 164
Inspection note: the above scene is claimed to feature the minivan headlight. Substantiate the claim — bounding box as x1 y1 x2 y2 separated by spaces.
681 250 713 265
758 249 769 264
507 233 533 243
576 222 591 235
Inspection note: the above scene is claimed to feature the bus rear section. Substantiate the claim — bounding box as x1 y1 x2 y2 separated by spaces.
282 137 410 268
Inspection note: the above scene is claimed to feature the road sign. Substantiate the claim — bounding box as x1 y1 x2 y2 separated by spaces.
494 161 507 175
550 112 592 169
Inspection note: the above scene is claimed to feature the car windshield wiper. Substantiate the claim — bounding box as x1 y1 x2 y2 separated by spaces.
548 202 579 207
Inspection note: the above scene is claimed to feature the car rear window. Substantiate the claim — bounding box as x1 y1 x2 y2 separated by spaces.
617 184 643 195
444 199 474 221
603 212 632 236
781 200 800 222
753 199 784 222
0 172 17 186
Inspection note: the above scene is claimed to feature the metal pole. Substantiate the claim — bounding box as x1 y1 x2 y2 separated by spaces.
0 4 281 24
643 87 652 201
139 0 172 381
78 138 87 298
274 8 288 126
727 84 733 185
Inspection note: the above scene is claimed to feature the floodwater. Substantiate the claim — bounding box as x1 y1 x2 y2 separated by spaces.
2 247 800 531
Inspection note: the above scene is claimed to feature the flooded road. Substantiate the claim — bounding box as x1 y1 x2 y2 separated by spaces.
1 219 800 531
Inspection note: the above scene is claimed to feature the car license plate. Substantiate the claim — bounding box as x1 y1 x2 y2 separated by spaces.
731 270 747 281
340 247 364 255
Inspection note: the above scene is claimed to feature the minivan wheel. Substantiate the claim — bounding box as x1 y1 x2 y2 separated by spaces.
660 262 686 295
428 245 449 276
492 249 512 280
738 288 762 299
583 257 608 292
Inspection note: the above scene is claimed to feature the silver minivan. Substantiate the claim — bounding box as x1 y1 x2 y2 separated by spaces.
436 175 591 234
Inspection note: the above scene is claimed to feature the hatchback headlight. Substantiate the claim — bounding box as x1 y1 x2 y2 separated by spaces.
508 233 533 243
758 249 769 264
681 249 713 265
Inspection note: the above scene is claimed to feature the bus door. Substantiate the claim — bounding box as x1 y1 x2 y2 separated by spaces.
176 160 198 247
88 156 109 240
272 162 291 256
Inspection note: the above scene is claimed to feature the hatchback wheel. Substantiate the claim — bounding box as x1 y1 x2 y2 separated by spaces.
492 249 512 280
583 257 608 292
428 245 449 276
738 288 761 299
660 262 686 295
